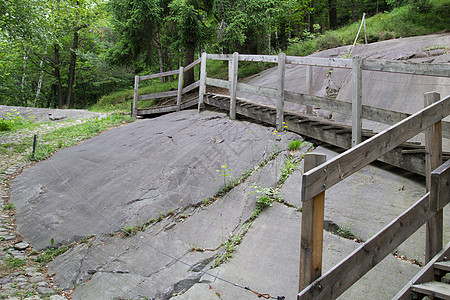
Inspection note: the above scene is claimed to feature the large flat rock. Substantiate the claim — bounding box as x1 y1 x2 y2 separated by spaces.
280 145 449 263
174 203 420 300
11 110 302 250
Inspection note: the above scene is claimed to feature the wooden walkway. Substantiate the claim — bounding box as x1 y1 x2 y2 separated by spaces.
137 92 449 175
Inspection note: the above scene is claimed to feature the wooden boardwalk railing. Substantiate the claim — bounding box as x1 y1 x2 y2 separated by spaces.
297 92 450 299
134 52 450 298
132 58 201 117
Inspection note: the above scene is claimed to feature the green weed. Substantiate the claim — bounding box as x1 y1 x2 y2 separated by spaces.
2 203 15 211
288 140 303 151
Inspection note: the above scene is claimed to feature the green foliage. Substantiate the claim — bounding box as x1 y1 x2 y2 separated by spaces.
0 111 33 132
288 140 303 151
2 203 15 211
1 257 26 271
29 114 133 161
35 244 70 265
216 164 233 187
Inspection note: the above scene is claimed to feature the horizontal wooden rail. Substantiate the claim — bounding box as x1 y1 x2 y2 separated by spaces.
206 77 230 89
139 69 179 81
362 60 450 77
239 54 278 63
431 158 450 211
206 53 233 61
237 82 277 98
182 81 200 94
298 192 434 299
184 58 201 72
139 90 177 101
287 56 352 69
301 94 450 200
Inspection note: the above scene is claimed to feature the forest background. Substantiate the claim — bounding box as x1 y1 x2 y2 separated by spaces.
0 0 448 111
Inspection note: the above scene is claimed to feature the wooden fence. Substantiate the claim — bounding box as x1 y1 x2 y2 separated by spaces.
134 53 450 298
132 58 201 116
134 52 450 146
297 92 450 299
200 52 450 145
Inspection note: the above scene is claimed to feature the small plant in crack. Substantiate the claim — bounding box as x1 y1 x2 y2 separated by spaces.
337 222 361 241
213 223 249 267
287 139 304 151
249 187 283 220
216 164 233 187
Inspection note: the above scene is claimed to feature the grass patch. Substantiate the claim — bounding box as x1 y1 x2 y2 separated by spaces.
2 203 15 211
0 257 27 276
30 113 133 161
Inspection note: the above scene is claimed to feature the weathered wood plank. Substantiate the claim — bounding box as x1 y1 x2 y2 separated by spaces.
277 53 286 131
411 281 450 299
298 192 433 300
133 75 139 117
182 81 200 94
362 60 450 77
306 65 313 115
206 53 233 61
352 56 362 147
431 159 450 211
139 69 179 81
285 91 352 115
177 67 184 111
394 242 450 300
184 58 201 72
238 54 278 63
299 154 327 292
230 52 239 120
139 90 177 101
198 52 207 111
138 105 178 115
287 56 352 69
237 82 277 98
435 260 450 272
206 77 230 89
301 94 450 201
425 92 443 263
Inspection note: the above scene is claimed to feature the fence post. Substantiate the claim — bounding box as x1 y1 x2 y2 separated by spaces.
352 56 362 147
424 91 443 263
133 75 139 117
306 65 313 115
229 52 239 120
277 52 286 131
198 52 207 112
299 153 327 292
177 67 184 112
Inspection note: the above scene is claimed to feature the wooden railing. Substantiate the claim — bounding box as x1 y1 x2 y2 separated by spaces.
132 58 201 117
199 52 450 143
297 92 450 299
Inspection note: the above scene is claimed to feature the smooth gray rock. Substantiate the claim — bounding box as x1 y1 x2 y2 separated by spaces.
11 110 303 250
280 146 449 263
197 203 420 300
14 242 29 250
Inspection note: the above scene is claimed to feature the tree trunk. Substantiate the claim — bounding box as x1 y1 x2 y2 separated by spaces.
183 47 195 87
155 32 164 83
328 0 337 30
309 0 315 33
66 30 79 108
34 56 45 107
279 21 287 50
54 43 63 109
21 49 30 106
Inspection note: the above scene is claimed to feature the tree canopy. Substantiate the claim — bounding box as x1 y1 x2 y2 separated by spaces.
0 0 443 109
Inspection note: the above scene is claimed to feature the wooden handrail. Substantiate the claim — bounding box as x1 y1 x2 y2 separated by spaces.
301 94 450 200
299 158 450 299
